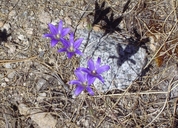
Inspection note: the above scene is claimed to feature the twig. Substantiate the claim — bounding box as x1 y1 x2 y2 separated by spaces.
144 77 173 127
143 18 178 69
0 56 38 64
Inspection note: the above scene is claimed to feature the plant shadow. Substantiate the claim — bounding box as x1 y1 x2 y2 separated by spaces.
109 29 149 67
0 29 11 44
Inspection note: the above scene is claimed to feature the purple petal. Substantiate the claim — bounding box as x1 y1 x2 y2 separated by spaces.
96 75 104 83
61 28 70 37
75 49 83 56
77 67 90 73
74 38 83 48
87 74 96 85
96 65 110 74
75 67 82 72
67 52 75 59
74 71 85 83
86 86 94 95
43 33 53 38
69 80 81 86
74 85 84 96
95 57 101 69
48 24 57 34
69 33 74 44
51 39 59 47
88 58 95 71
60 38 69 48
57 20 63 33
58 48 67 52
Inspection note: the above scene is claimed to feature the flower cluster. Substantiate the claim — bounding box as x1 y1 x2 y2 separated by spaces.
43 20 83 58
70 57 110 96
43 20 110 96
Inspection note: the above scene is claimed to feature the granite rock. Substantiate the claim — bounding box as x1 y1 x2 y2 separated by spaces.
76 29 147 92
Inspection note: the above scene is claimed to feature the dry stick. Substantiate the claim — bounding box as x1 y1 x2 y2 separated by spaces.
1 0 20 27
163 77 175 118
137 16 177 25
57 5 92 13
143 17 178 69
144 77 174 128
94 79 178 97
3 113 9 128
74 5 90 35
158 43 178 57
35 59 69 91
94 78 178 97
138 17 167 37
171 0 178 23
96 81 133 128
52 73 69 91
171 82 178 92
162 11 175 34
70 97 84 122
105 0 136 16
0 56 38 64
96 79 178 127
172 98 178 128
94 91 169 97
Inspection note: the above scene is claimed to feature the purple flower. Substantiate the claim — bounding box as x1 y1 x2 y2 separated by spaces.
43 20 70 47
69 70 94 96
58 32 83 59
79 57 110 83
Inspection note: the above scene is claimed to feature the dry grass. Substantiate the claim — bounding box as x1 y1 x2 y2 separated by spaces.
0 0 178 128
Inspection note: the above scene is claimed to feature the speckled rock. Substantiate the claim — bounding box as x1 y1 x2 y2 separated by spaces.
76 29 147 92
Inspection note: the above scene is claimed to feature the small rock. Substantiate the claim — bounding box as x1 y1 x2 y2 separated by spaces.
7 71 16 79
4 77 9 82
36 79 47 91
60 9 64 16
18 103 30 115
3 23 10 31
8 45 16 54
26 28 33 35
0 120 5 128
3 63 11 68
37 93 46 102
0 74 4 78
81 119 89 127
10 0 19 5
18 103 57 128
1 83 6 87
38 10 51 24
149 36 156 52
18 34 25 40
8 10 16 18
64 16 72 26
39 51 45 57
30 112 57 128
5 43 16 54
77 18 87 30
93 25 101 32
3 23 11 31
0 21 3 27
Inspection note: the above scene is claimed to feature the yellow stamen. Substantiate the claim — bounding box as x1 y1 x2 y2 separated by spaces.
92 70 96 75
56 34 60 39
69 46 74 52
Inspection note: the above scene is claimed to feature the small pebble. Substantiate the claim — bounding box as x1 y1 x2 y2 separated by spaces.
36 79 47 91
7 71 16 79
1 83 6 87
4 63 11 68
